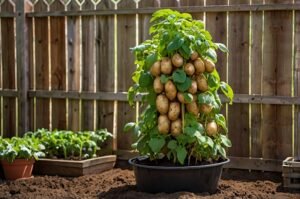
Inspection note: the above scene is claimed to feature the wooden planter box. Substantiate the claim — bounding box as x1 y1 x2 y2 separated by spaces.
282 157 300 189
33 155 116 177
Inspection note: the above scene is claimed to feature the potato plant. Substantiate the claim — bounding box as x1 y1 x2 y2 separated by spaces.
0 136 45 163
125 9 234 165
24 128 112 160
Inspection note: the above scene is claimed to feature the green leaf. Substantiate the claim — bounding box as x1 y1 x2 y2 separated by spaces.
160 74 169 84
198 92 215 105
205 136 214 148
183 93 193 103
146 89 157 106
220 81 234 104
216 43 229 53
167 37 184 53
220 134 232 147
176 146 187 165
216 144 226 158
144 54 158 70
206 48 217 62
127 84 138 106
172 69 186 83
176 77 192 92
167 140 177 150
215 114 228 133
124 122 136 132
139 72 153 88
148 137 165 153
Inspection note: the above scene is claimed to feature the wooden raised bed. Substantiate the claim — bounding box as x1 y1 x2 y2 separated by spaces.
33 155 116 177
282 157 300 189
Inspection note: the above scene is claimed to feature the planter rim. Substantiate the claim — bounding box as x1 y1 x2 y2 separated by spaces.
1 158 35 164
129 156 229 170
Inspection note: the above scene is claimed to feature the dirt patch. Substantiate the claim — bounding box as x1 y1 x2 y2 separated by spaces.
0 169 299 199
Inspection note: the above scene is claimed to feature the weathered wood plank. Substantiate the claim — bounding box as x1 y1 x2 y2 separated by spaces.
50 1 66 130
67 15 81 131
262 0 293 159
116 149 282 172
81 2 96 130
180 0 204 21
205 0 227 118
227 0 250 157
250 0 263 158
27 2 34 131
1 0 16 137
117 0 137 151
16 0 30 135
96 0 115 153
223 156 282 172
138 0 157 42
0 90 18 97
295 0 300 160
28 91 300 105
206 0 227 81
27 3 300 17
34 1 50 130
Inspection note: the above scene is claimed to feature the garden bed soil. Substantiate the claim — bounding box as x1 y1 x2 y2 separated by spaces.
0 168 299 199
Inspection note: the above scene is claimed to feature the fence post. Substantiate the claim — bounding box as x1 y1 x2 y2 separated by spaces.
16 0 29 135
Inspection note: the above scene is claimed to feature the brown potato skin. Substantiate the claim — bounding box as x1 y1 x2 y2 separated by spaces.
204 59 215 73
190 51 199 61
158 115 170 134
172 53 184 67
188 80 197 94
200 104 213 114
184 63 195 76
150 61 161 77
168 102 180 121
156 94 169 114
171 119 182 137
165 80 177 101
206 121 218 136
153 77 164 94
194 58 205 75
196 75 208 92
177 92 186 104
161 57 172 74
186 102 199 116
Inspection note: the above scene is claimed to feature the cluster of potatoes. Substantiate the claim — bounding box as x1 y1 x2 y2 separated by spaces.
151 52 218 137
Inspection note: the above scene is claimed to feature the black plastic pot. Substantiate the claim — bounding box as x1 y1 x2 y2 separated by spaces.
129 156 229 193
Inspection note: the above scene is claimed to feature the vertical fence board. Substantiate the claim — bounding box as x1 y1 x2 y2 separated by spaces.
34 1 49 130
117 0 137 151
206 0 227 81
67 15 81 131
27 5 34 131
96 0 115 153
228 0 250 157
295 0 300 159
81 2 95 130
263 0 293 159
205 0 228 118
159 0 178 7
250 0 263 158
50 1 66 130
16 0 30 135
1 1 16 137
139 0 157 42
180 0 204 20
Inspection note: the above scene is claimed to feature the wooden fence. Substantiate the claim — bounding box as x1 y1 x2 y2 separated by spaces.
0 0 299 171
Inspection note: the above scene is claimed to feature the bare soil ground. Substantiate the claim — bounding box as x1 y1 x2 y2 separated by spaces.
0 168 299 199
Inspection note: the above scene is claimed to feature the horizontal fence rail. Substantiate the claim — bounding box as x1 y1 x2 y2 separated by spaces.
26 4 300 17
0 0 299 172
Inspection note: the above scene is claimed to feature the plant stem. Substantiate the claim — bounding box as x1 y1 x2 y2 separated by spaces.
181 103 185 131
